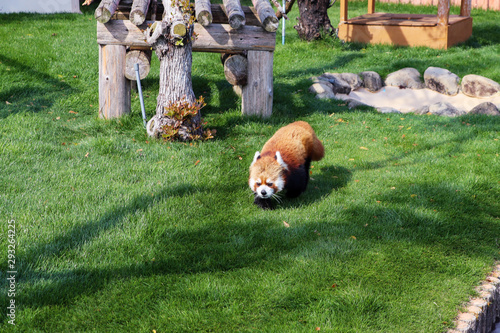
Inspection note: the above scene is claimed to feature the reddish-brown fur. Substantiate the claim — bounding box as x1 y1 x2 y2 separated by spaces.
249 121 324 194
260 121 324 170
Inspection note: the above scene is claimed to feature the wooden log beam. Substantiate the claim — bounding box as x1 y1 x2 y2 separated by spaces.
130 0 151 25
251 0 279 32
222 54 248 85
124 49 152 80
212 4 260 26
196 0 213 26
97 20 276 52
95 0 122 23
222 0 246 29
112 4 262 26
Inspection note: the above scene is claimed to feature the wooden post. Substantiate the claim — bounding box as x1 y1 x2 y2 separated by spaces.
340 0 348 22
437 0 450 26
368 0 375 14
130 0 151 25
99 44 131 119
460 0 471 16
95 0 122 24
242 50 273 118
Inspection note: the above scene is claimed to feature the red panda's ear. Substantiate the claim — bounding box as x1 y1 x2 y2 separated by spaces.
251 151 261 166
275 151 288 170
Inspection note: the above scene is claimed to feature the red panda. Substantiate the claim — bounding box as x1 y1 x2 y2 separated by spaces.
249 121 324 209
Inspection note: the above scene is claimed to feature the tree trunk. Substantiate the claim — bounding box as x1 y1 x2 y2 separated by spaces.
294 0 333 41
145 1 203 140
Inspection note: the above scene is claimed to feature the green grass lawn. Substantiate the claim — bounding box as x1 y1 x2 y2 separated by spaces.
1 1 499 332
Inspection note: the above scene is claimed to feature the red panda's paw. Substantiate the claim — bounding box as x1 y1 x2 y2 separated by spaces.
254 196 275 210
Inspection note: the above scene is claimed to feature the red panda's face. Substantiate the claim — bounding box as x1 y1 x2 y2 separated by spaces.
249 152 286 199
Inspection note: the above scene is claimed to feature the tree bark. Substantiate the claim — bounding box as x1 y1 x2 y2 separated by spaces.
294 0 333 41
145 0 202 140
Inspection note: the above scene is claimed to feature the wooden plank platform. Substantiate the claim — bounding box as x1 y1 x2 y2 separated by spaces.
97 20 276 53
338 14 472 49
338 0 473 49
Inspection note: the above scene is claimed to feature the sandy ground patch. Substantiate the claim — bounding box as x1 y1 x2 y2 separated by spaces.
335 86 500 113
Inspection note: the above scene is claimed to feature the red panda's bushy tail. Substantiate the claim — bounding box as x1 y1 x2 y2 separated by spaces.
310 135 325 161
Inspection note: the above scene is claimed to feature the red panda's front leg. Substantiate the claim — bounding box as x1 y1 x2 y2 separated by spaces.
253 196 275 210
284 158 311 198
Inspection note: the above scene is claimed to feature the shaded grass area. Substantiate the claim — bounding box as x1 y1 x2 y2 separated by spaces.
0 2 499 332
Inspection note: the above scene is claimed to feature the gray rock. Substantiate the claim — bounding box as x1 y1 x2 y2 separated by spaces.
424 67 460 96
468 102 500 116
346 99 369 109
316 91 336 100
412 105 430 115
359 71 383 92
385 68 425 89
428 102 466 117
309 82 334 95
461 74 500 98
377 107 402 114
320 72 362 91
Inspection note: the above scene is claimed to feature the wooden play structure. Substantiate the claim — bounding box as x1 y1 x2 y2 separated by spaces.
95 0 277 119
337 0 473 49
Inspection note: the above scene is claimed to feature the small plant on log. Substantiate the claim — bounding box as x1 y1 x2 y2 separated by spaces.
161 96 215 142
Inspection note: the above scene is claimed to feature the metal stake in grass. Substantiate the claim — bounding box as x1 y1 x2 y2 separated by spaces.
134 63 147 128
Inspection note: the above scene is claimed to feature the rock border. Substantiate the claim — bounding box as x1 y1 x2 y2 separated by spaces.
448 263 500 333
310 67 500 117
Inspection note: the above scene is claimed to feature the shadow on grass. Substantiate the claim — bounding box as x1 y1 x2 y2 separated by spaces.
0 54 75 119
278 165 352 209
2 166 499 327
466 21 500 47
